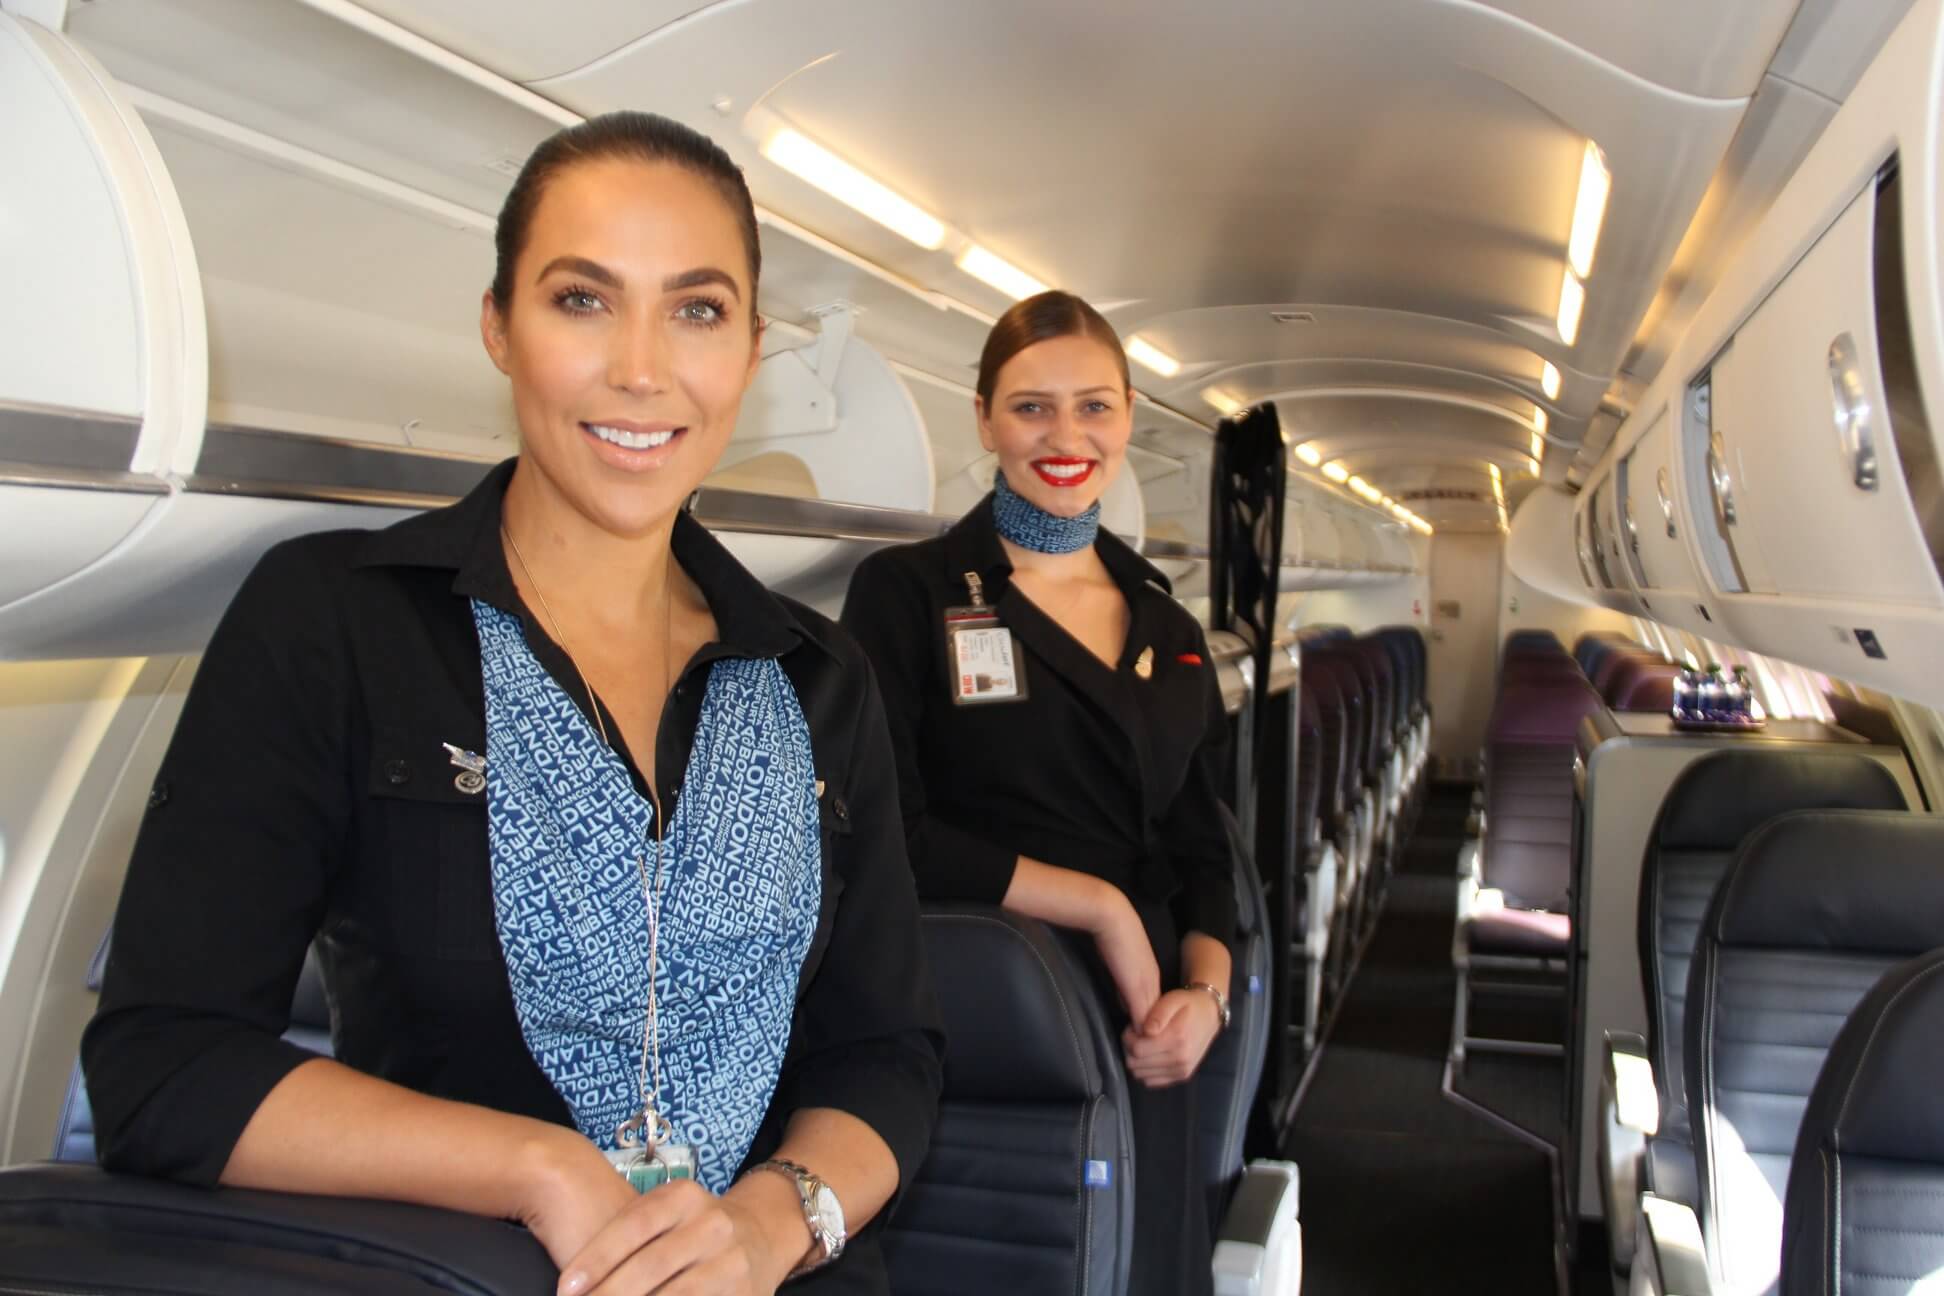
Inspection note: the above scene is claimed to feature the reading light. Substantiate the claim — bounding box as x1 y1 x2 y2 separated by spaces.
1125 336 1181 378
956 245 1047 300
762 128 946 249
1322 460 1351 483
1569 140 1612 280
1293 441 1323 467
1541 360 1561 401
1558 270 1585 346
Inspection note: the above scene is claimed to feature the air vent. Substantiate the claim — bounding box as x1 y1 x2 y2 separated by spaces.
1270 311 1315 325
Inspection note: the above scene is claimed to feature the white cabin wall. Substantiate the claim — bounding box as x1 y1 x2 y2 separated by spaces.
1287 573 1431 634
1496 564 1639 655
0 655 193 1165
1427 534 1507 776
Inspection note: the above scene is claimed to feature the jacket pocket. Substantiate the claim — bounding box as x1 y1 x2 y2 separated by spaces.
367 726 497 961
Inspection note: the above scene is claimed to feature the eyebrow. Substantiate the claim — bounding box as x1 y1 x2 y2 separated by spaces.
1006 386 1121 399
531 259 744 302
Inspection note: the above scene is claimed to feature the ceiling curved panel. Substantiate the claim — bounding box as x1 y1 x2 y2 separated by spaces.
1472 0 1799 99
351 0 725 84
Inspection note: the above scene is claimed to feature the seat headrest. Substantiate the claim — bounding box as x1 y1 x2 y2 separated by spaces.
1710 811 1944 954
1488 681 1603 742
919 906 1108 1103
1656 751 1906 853
1794 947 1944 1164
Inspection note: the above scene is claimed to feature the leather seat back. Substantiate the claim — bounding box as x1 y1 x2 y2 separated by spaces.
1687 811 1944 1296
1780 946 1944 1296
1299 669 1348 827
1293 691 1325 850
1305 653 1366 811
1640 753 1906 1144
1194 805 1272 1202
1574 632 1634 676
56 937 335 1164
885 906 1134 1296
1605 658 1680 711
1591 648 1660 697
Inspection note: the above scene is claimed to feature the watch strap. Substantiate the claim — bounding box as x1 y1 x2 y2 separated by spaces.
748 1159 844 1275
1185 980 1231 1030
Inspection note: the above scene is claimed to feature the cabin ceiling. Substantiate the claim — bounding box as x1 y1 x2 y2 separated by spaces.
65 0 1919 532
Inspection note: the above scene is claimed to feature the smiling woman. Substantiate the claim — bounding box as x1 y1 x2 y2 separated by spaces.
79 111 942 1296
842 291 1235 1296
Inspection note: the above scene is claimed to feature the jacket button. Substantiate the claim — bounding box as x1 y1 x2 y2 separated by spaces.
384 759 412 786
147 782 170 810
833 797 849 823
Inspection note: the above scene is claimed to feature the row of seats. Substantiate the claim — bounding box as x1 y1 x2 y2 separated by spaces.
1599 750 1944 1295
1288 626 1429 1063
1452 630 1605 1065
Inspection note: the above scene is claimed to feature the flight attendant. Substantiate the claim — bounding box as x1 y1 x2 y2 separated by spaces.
84 112 941 1296
842 290 1235 1296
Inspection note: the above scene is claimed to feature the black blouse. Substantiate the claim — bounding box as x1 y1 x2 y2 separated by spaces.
840 497 1236 952
82 460 943 1295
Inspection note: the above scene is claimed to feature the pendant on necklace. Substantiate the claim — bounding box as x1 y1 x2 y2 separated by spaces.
606 1109 698 1193
1133 646 1154 680
442 742 487 795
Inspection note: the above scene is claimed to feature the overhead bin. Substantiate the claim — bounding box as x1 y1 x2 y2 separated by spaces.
1524 0 1944 706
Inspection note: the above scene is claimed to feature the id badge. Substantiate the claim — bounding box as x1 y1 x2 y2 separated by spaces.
605 1142 698 1193
946 605 1027 705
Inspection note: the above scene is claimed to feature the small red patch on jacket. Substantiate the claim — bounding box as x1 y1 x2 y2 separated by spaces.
1177 653 1204 665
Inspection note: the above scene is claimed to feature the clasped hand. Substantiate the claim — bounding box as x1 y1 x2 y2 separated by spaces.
525 1147 786 1296
1090 896 1222 1088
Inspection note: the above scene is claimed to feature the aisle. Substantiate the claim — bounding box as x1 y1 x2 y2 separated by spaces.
1281 785 1560 1295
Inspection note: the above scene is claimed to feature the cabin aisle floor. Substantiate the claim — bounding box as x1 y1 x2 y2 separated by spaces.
1281 784 1560 1295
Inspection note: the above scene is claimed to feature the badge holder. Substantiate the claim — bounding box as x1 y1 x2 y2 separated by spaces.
945 571 1027 706
605 1111 697 1193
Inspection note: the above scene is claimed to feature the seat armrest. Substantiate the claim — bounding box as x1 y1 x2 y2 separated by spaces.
1212 1160 1301 1296
1631 1194 1714 1296
1605 1031 1661 1136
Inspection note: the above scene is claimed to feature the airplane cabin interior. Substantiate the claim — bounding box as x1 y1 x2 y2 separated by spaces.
5 0 1944 1292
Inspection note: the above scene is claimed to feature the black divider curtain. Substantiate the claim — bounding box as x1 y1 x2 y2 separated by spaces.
1208 403 1287 774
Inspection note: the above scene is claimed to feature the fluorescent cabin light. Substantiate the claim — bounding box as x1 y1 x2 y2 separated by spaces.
1125 336 1181 378
1558 270 1585 346
1203 387 1244 417
1532 432 1546 461
1541 360 1561 401
1293 441 1323 467
1569 140 1611 280
1534 406 1548 435
955 244 1047 300
1527 456 1540 477
1349 476 1383 502
1322 459 1350 483
761 128 946 250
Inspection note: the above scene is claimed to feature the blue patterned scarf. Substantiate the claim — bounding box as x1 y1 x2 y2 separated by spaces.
471 601 821 1193
992 471 1101 554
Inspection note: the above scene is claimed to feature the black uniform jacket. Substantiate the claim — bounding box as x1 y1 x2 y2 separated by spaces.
840 496 1236 954
83 460 943 1294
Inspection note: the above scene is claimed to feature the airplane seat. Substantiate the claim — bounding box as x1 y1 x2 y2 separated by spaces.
1591 647 1663 698
1605 658 1681 711
1288 691 1335 1055
52 936 336 1165
886 905 1135 1296
1779 946 1944 1296
1304 651 1375 941
1599 750 1908 1274
1631 811 1944 1296
1573 631 1635 676
1299 661 1357 993
1503 629 1563 654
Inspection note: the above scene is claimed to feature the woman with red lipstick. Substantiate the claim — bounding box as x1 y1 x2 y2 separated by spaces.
842 291 1235 1296
85 112 941 1296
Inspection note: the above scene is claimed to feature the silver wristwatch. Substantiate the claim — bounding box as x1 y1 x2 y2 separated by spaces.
751 1159 846 1276
1186 980 1231 1030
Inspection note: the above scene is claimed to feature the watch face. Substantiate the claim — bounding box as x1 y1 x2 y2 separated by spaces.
812 1182 845 1236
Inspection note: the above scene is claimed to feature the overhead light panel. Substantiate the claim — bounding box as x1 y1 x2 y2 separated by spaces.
1533 406 1548 435
1322 459 1351 483
1203 387 1245 417
1349 475 1383 502
1557 270 1585 346
1293 441 1323 467
1527 456 1540 476
955 244 1047 300
761 127 946 249
1125 336 1181 378
1568 140 1611 280
1541 360 1561 401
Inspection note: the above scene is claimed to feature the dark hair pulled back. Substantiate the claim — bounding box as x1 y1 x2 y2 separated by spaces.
975 290 1130 406
489 111 761 314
